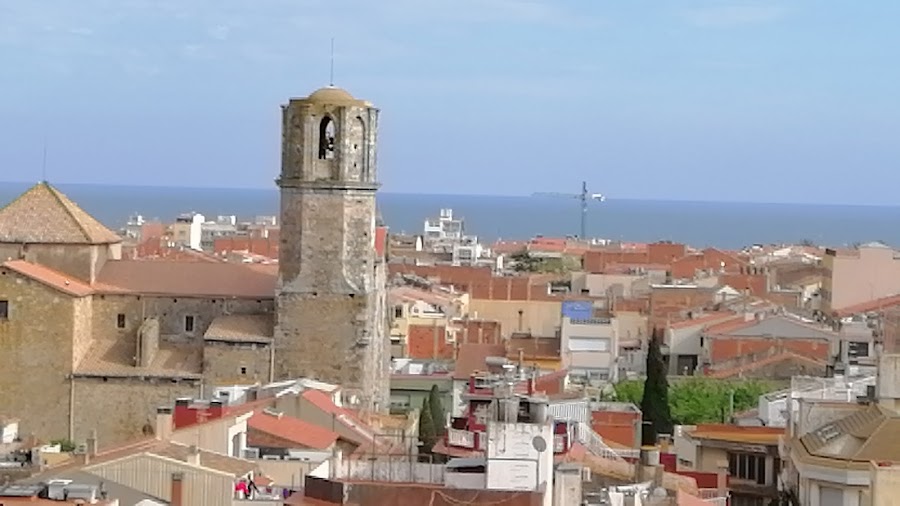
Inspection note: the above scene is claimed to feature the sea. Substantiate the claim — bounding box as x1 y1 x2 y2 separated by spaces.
1 181 897 250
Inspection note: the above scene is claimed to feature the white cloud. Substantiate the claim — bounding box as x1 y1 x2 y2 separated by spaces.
684 5 788 28
207 24 231 41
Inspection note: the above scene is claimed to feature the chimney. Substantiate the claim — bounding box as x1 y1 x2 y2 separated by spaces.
716 459 728 496
86 429 98 459
156 407 174 441
208 399 225 419
186 445 201 466
171 472 185 506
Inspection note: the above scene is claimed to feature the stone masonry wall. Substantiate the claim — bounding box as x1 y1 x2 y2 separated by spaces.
72 377 200 445
92 294 274 342
0 267 76 441
0 243 95 284
203 341 272 387
275 293 375 405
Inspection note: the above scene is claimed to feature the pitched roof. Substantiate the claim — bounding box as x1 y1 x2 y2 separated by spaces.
798 403 900 464
31 439 257 480
1 260 94 297
834 294 900 317
204 314 274 343
300 390 376 445
452 343 507 380
705 351 826 379
94 260 277 298
248 411 339 450
0 182 121 244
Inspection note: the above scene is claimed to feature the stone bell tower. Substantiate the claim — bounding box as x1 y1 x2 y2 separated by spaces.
274 86 388 411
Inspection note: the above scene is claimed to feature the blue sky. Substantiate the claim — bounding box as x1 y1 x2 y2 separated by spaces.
1 1 899 204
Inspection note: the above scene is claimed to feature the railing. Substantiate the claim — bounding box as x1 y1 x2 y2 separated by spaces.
697 489 729 506
575 422 640 461
447 428 475 449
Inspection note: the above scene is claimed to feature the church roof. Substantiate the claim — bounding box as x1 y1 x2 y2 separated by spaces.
0 182 121 244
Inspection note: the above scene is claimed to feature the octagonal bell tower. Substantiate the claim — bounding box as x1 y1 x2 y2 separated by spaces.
274 86 388 411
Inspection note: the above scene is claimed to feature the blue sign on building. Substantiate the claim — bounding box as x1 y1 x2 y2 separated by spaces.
561 300 593 320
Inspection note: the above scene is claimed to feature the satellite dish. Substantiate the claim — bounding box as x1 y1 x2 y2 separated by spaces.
532 435 547 453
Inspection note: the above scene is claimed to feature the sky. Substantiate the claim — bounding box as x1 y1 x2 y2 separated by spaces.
1 1 899 205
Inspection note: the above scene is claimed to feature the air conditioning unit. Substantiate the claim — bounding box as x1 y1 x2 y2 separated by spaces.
243 448 260 459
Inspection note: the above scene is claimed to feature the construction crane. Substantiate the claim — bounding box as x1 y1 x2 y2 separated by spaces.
532 181 605 239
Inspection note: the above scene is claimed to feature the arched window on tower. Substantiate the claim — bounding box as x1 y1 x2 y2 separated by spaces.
318 116 336 160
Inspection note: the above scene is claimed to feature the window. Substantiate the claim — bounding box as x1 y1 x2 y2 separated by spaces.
394 306 403 319
568 337 611 352
728 452 766 485
240 366 247 375
184 315 195 333
116 313 126 329
0 300 7 320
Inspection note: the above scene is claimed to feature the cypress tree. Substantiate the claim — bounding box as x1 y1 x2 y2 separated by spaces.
428 385 447 437
418 397 437 453
640 328 673 445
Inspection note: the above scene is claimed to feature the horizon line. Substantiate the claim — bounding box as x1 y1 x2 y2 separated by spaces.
0 179 897 209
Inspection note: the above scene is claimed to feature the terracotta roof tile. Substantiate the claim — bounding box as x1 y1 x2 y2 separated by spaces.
204 314 274 343
301 390 377 445
668 312 736 330
834 294 900 317
248 412 339 450
686 424 784 445
74 339 202 379
2 260 94 297
94 260 277 298
452 343 507 380
705 351 826 379
0 182 121 244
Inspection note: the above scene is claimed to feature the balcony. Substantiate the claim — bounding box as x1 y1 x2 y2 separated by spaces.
447 428 475 449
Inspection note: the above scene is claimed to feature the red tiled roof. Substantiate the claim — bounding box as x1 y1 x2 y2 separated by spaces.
452 343 507 380
834 294 900 317
94 260 277 298
249 412 339 450
301 390 376 444
705 351 827 379
668 312 737 330
2 260 94 297
703 316 754 335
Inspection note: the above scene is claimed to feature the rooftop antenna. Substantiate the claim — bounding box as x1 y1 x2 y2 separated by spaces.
329 37 335 86
41 137 48 183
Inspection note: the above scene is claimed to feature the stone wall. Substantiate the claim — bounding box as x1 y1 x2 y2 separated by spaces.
91 294 274 343
275 293 377 407
0 267 76 441
71 377 200 445
0 243 113 284
203 341 272 387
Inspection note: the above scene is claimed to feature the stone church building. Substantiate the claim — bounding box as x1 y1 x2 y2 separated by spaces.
0 86 390 445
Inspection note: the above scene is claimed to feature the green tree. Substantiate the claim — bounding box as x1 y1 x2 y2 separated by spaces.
418 397 437 453
640 329 673 444
428 385 447 437
612 377 774 425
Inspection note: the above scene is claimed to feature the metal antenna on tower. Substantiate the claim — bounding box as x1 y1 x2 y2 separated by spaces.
41 137 48 183
329 38 335 86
